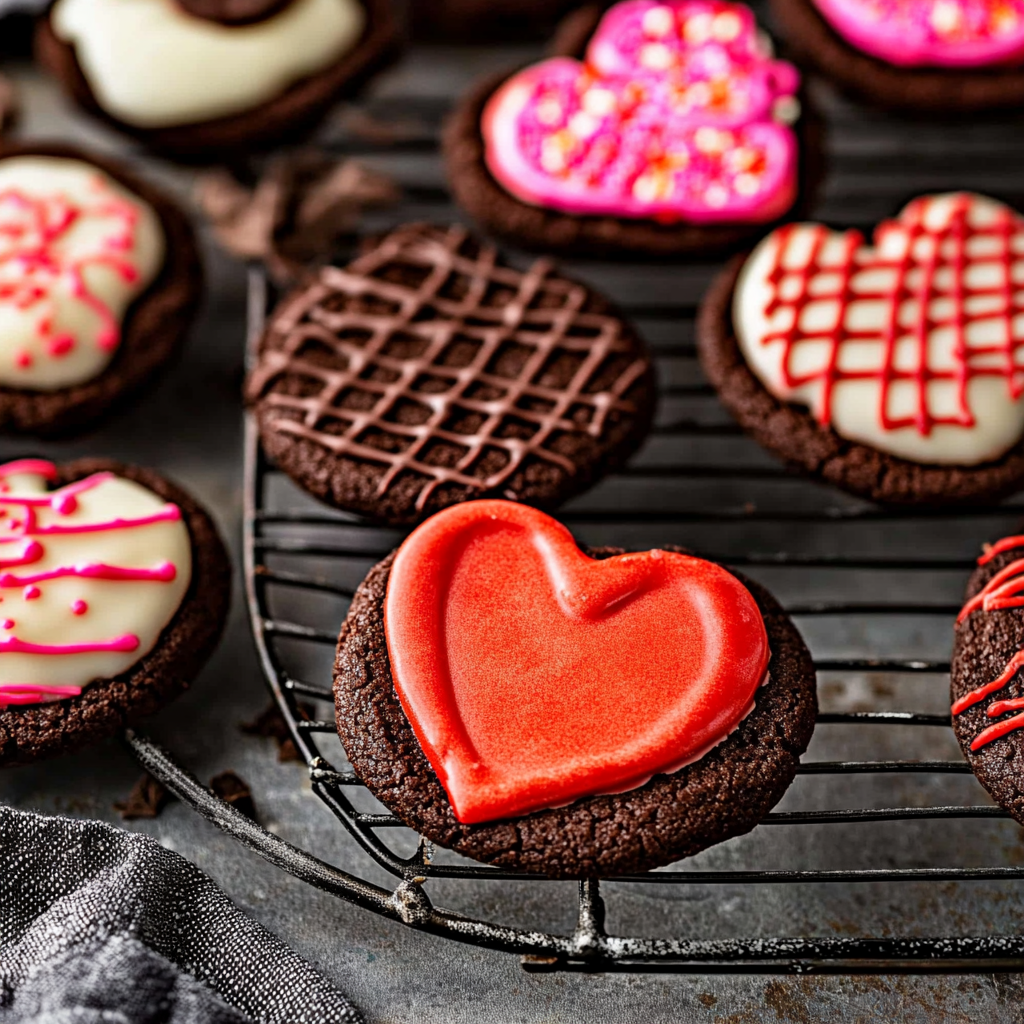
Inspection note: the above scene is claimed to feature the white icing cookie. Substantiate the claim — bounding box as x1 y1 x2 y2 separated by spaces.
52 0 366 129
0 156 165 391
0 460 191 707
733 193 1024 466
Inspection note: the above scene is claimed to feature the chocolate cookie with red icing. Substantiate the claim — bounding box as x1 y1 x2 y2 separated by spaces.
951 534 1024 823
334 500 817 878
35 0 400 162
0 457 230 766
698 192 1024 506
245 222 656 526
0 142 202 437
770 0 1024 114
443 1 822 259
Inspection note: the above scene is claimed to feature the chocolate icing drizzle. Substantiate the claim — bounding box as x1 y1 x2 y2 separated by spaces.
248 223 649 510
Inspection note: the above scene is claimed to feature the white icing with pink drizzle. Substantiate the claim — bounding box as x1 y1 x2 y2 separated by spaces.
0 157 164 391
0 460 191 709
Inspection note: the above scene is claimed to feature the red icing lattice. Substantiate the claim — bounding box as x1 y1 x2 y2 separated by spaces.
762 194 1024 435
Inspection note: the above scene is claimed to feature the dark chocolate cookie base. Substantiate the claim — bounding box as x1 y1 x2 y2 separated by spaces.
35 0 401 162
952 543 1024 823
248 232 657 527
0 459 231 767
334 546 817 878
0 142 203 437
771 0 1024 114
442 6 824 260
697 255 1024 506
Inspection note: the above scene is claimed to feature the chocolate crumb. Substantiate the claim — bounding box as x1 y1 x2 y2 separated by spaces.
210 770 257 820
241 700 313 762
115 773 171 820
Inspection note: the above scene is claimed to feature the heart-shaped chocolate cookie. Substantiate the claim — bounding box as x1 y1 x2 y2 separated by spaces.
482 0 800 223
733 192 1024 467
334 501 818 876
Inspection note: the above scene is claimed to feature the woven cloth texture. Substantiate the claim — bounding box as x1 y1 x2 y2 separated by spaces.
0 805 363 1024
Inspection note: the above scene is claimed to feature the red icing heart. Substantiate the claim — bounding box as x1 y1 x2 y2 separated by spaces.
384 500 769 823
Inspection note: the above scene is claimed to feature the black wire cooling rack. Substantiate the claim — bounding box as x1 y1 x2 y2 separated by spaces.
128 63 1024 973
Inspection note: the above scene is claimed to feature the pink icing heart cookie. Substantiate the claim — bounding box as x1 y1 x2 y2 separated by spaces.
481 0 801 224
811 0 1024 67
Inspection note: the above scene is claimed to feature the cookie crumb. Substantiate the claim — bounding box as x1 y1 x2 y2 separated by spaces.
241 700 313 762
114 773 170 820
210 770 257 820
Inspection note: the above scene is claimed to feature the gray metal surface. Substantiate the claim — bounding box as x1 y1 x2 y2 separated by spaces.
4 32 1024 1021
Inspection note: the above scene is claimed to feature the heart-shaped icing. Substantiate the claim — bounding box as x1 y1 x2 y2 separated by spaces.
811 0 1024 67
383 500 769 823
734 192 1024 466
482 0 800 224
0 460 191 709
0 157 165 391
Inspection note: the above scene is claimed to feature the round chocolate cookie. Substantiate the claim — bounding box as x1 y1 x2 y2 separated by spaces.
770 0 1024 114
35 0 400 162
443 5 823 260
0 142 202 438
334 545 817 878
698 232 1024 507
951 537 1024 823
246 223 657 526
0 458 231 767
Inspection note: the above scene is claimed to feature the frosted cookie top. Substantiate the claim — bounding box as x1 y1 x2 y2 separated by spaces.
52 0 366 128
0 156 165 391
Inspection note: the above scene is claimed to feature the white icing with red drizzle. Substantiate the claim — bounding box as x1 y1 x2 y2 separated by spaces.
52 0 365 129
0 460 191 709
0 157 164 391
733 192 1024 465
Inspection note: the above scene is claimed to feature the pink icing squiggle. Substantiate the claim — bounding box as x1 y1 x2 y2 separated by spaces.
0 461 184 711
0 633 139 655
0 182 143 372
0 561 176 587
0 683 83 704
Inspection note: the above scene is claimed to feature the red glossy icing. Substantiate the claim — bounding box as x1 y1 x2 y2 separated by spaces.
383 500 770 824
764 194 1024 436
953 535 1024 750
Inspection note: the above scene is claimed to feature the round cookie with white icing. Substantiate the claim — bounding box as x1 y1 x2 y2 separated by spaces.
0 143 202 436
0 458 230 766
35 0 400 161
697 192 1024 506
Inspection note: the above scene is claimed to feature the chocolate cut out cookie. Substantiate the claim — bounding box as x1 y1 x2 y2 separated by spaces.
952 534 1024 823
0 458 230 766
698 193 1024 506
334 528 818 878
0 142 202 438
443 2 823 259
770 0 1024 114
35 0 400 162
245 223 657 526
